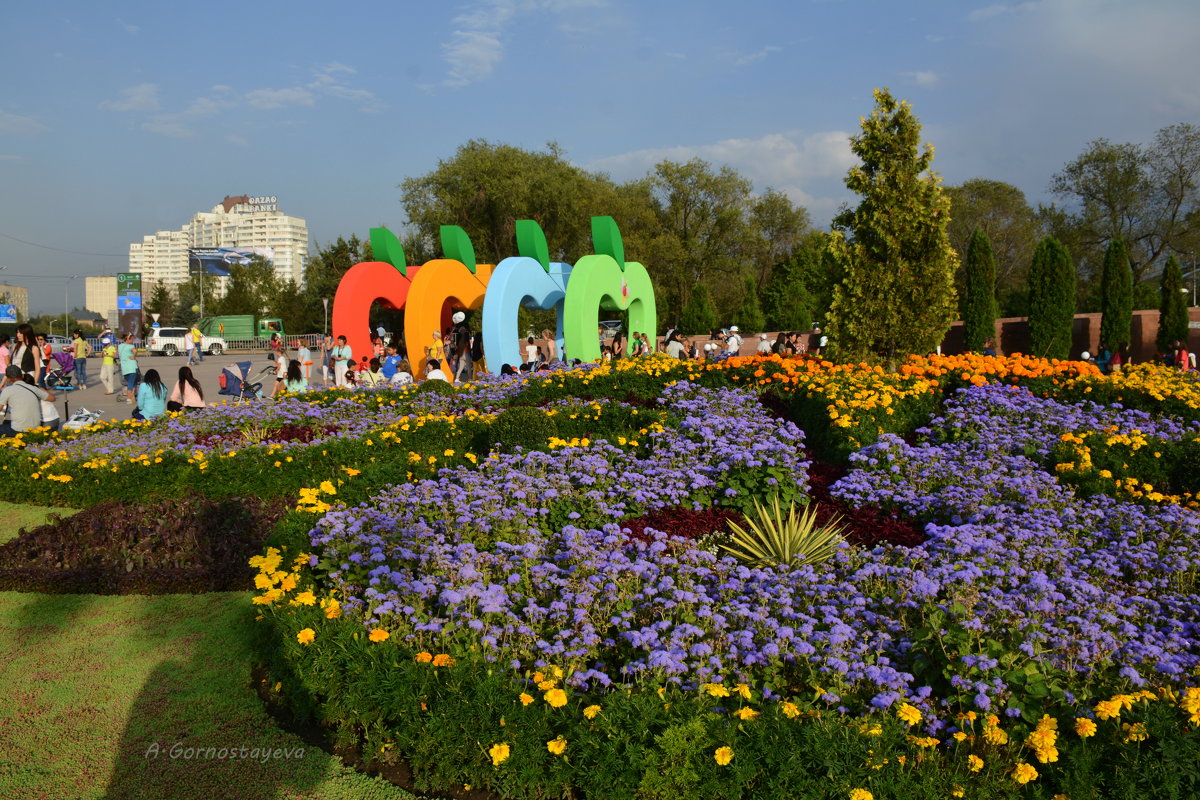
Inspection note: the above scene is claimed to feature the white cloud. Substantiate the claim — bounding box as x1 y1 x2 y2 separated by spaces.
439 0 607 87
734 45 781 66
903 70 940 88
588 130 856 216
0 110 48 135
226 135 249 147
245 87 315 110
117 18 140 34
308 63 384 111
968 2 1037 22
101 83 160 112
0 154 22 161
140 118 192 138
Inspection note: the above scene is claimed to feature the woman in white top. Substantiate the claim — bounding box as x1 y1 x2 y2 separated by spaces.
523 336 538 366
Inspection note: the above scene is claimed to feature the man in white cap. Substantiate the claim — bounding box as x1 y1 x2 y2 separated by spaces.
725 325 743 355
757 332 773 355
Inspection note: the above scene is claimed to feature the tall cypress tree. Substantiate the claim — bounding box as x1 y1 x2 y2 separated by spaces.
735 276 766 333
962 228 999 352
1027 236 1076 360
679 284 718 335
1158 254 1189 351
1099 238 1133 351
826 89 958 362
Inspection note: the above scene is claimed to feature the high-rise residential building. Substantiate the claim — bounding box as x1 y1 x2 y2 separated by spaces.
0 283 30 320
129 195 309 287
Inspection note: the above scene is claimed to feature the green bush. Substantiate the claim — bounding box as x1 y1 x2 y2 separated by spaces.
489 405 559 452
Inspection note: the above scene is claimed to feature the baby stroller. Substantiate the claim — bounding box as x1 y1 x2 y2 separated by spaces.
217 361 269 403
45 351 77 390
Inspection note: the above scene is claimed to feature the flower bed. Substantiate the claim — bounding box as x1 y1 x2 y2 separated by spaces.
10 354 1200 798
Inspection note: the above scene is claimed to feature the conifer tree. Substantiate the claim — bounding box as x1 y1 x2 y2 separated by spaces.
1157 254 1189 351
735 277 766 334
1027 236 1076 360
825 89 958 362
679 284 718 335
1099 238 1133 352
962 228 999 352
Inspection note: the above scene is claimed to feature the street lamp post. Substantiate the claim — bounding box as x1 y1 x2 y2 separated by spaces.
63 275 78 339
322 297 329 336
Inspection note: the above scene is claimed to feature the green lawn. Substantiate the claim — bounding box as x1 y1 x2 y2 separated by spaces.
0 501 78 545
0 589 418 800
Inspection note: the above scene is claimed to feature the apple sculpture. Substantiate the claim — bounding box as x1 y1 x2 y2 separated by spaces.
403 225 492 378
480 219 571 371
562 216 657 362
330 225 419 370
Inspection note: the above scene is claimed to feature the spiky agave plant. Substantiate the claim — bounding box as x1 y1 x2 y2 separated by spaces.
719 496 846 568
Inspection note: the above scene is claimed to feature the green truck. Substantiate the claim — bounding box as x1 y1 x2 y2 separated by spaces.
198 315 286 340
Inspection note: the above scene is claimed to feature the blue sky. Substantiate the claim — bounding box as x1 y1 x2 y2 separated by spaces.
2 0 1198 313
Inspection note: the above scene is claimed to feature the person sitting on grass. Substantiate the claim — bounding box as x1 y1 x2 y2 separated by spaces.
360 357 387 387
425 358 448 382
283 360 307 394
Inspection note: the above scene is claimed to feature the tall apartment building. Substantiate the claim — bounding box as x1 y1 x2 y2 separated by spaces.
0 283 30 320
129 195 309 287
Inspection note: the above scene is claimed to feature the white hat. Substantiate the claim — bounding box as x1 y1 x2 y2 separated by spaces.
1080 351 1091 361
759 333 767 339
452 311 466 324
729 326 739 332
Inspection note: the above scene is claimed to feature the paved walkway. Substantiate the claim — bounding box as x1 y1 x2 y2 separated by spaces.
45 350 305 423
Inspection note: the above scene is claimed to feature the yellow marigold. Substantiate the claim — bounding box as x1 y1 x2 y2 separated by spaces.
1011 762 1039 784
848 789 873 800
290 591 316 607
781 701 801 719
537 678 558 690
415 651 433 663
583 704 601 719
1122 722 1148 743
1075 717 1097 737
296 628 315 645
1094 699 1122 720
1181 687 1200 724
319 480 337 495
546 736 567 755
702 683 731 698
735 683 752 699
322 598 342 619
968 754 984 772
733 707 760 721
488 743 510 766
431 653 455 667
544 688 568 708
519 693 534 706
368 628 390 643
1034 745 1060 764
714 746 734 766
896 702 922 726
951 787 964 799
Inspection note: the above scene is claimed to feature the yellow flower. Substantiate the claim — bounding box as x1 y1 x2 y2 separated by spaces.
735 683 752 699
1094 699 1122 720
951 787 964 799
1075 717 1097 738
733 707 760 721
848 790 873 800
519 693 534 706
1122 722 1148 743
322 598 342 619
546 736 567 755
319 480 337 495
896 702 922 726
296 628 315 645
368 628 390 643
713 746 734 766
415 652 433 663
341 467 361 476
583 704 601 719
702 683 731 698
488 743 510 766
290 591 316 607
1011 762 1039 784
431 653 455 667
968 754 984 772
781 701 801 719
544 688 568 708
